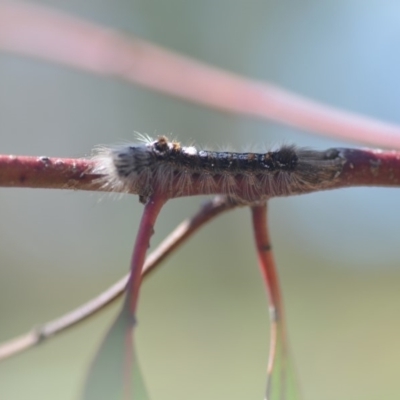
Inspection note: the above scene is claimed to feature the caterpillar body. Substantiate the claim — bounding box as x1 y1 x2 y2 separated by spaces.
92 136 345 204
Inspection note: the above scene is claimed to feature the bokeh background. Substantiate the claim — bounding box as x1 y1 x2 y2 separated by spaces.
1 1 400 399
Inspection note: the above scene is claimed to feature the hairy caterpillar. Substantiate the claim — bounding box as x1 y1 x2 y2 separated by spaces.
92 135 345 203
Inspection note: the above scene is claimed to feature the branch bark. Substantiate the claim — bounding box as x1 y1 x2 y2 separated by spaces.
1 148 400 199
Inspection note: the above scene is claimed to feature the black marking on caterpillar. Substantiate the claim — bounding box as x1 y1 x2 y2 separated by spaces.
92 135 345 204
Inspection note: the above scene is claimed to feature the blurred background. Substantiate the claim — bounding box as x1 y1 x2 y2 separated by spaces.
1 1 400 399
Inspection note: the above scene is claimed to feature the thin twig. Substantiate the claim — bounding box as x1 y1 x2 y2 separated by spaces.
251 203 291 400
0 196 237 361
0 155 100 191
124 195 167 315
1 1 400 148
119 195 167 398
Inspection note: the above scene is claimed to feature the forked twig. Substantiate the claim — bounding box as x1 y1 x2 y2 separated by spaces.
0 196 237 361
2 1 400 148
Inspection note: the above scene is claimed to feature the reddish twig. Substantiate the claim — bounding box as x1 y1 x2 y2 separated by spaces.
251 203 289 399
0 155 101 191
120 195 166 398
330 148 400 187
1 1 400 148
124 195 167 315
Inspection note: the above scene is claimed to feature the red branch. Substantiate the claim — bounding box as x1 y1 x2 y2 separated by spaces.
121 195 167 398
1 149 400 199
251 204 289 398
251 204 283 315
331 148 400 187
124 195 167 315
0 155 100 191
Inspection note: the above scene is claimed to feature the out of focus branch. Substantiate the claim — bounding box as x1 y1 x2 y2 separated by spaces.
1 1 400 148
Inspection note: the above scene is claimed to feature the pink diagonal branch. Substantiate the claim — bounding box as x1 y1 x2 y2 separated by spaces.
1 1 400 148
